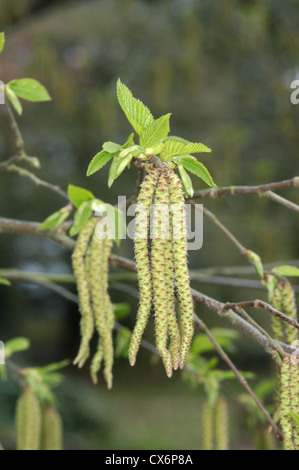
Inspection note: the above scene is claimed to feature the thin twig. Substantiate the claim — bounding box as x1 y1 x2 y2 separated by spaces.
264 191 299 213
223 300 299 330
192 177 299 199
193 315 283 440
6 165 69 201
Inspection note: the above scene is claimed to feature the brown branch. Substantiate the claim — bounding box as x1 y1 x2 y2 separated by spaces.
223 300 299 330
193 315 283 440
192 177 299 199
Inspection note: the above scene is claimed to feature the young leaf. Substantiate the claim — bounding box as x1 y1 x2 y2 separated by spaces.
121 133 135 149
7 79 51 102
177 164 194 198
115 152 134 179
164 136 211 159
86 150 114 177
139 113 171 148
245 250 264 278
5 337 30 358
0 278 11 286
102 141 121 153
173 156 216 187
272 265 299 277
117 79 154 135
69 202 92 237
5 85 23 115
0 32 5 53
38 206 71 231
108 156 120 188
68 185 94 208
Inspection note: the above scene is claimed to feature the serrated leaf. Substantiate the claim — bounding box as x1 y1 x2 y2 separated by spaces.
5 337 30 358
38 207 70 231
173 156 216 187
272 265 299 277
0 277 11 286
177 164 194 197
8 78 51 102
5 85 23 115
103 141 121 153
68 185 94 208
117 79 154 135
140 113 171 148
163 136 211 159
0 33 5 53
86 150 114 177
69 201 92 237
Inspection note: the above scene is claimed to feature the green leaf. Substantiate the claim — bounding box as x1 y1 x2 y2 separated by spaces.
108 156 120 188
272 265 299 277
69 201 92 237
121 133 135 149
36 359 70 375
113 302 130 320
0 278 11 286
163 136 211 159
68 185 94 208
115 152 134 179
8 78 51 102
140 113 171 148
5 337 30 358
117 79 154 135
86 150 114 177
245 250 264 278
173 156 216 187
105 206 127 246
38 206 71 231
177 164 194 197
0 32 5 53
103 141 121 153
5 85 23 115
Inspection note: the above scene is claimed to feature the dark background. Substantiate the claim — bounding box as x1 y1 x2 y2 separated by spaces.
0 0 298 449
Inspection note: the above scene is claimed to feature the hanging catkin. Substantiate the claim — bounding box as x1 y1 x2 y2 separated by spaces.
16 387 41 450
271 278 285 343
128 168 159 366
281 279 298 345
151 172 173 378
290 360 299 449
280 356 295 450
41 405 63 450
202 400 213 450
90 227 114 388
72 217 98 367
215 396 229 450
166 169 194 368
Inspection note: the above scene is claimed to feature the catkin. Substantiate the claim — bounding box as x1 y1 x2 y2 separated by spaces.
290 360 299 449
72 217 98 367
281 279 298 345
151 173 173 378
128 169 159 366
271 279 285 343
280 356 295 450
41 405 63 450
202 400 213 450
16 387 42 450
166 169 194 368
215 396 229 450
90 228 114 389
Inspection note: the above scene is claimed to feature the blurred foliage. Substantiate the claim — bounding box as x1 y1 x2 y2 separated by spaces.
0 0 299 449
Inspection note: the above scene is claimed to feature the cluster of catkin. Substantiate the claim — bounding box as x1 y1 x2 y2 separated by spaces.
270 276 299 450
72 217 114 388
129 164 194 377
201 396 229 450
16 387 62 450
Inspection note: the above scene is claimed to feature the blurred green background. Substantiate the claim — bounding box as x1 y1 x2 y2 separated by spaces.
0 0 298 450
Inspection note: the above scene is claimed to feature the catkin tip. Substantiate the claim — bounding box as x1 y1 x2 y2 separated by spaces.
179 361 185 370
129 357 136 367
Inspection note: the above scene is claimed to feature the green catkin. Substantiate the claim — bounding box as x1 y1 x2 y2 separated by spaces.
166 169 194 368
129 169 159 367
72 217 98 367
90 338 104 383
164 181 181 370
271 279 285 343
102 236 114 331
151 172 173 378
90 228 113 389
215 396 229 450
281 279 298 345
280 356 295 450
290 360 299 449
202 400 213 450
16 387 42 450
41 405 63 450
253 427 276 450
